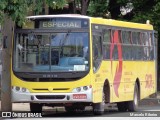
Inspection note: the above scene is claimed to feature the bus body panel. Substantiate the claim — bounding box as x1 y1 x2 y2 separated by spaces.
90 18 153 31
11 70 93 103
11 15 156 109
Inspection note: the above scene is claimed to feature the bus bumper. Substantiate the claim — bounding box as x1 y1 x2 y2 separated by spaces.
12 88 93 103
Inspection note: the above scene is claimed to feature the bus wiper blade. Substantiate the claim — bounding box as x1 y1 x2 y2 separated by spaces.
60 30 71 54
61 30 71 45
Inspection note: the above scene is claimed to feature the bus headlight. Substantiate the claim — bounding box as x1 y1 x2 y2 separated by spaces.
72 85 91 93
22 88 27 92
76 87 81 92
83 86 88 91
12 86 30 93
15 86 20 91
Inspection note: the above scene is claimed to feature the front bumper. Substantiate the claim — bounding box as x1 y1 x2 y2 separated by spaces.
12 89 92 103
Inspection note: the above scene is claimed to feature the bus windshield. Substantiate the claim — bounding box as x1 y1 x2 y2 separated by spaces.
13 32 89 72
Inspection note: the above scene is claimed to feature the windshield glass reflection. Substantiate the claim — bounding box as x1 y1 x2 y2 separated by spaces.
13 32 89 72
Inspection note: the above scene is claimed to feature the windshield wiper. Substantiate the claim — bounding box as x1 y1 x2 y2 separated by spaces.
60 30 71 55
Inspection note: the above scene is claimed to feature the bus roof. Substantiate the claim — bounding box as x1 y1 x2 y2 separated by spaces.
90 18 153 30
27 14 91 19
27 14 153 30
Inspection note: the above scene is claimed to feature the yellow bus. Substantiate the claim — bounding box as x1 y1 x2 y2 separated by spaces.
12 15 157 115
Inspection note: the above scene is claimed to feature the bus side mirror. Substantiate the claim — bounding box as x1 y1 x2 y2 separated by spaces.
3 36 7 49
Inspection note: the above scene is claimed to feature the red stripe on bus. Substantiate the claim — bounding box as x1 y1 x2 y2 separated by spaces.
110 30 123 97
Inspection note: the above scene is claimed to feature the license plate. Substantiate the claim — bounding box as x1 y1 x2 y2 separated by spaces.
73 94 87 99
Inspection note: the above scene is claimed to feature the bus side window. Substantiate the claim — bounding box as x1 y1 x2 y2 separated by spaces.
151 32 158 60
103 29 111 59
141 32 150 60
149 33 154 60
122 31 131 60
92 35 102 71
132 32 141 60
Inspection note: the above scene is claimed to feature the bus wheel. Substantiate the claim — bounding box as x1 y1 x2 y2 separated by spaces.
128 83 139 111
93 91 105 115
30 103 42 113
117 102 128 112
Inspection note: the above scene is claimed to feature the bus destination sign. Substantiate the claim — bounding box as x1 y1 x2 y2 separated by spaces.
40 20 82 29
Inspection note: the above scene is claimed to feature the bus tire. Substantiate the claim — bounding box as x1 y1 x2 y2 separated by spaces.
93 91 105 115
30 103 42 113
117 102 128 112
128 83 139 111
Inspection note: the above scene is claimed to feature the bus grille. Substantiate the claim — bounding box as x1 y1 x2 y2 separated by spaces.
21 77 80 82
32 88 70 92
35 95 65 100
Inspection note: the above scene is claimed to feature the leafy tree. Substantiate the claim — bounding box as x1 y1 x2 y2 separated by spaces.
0 0 33 25
0 0 67 25
118 2 159 54
81 0 90 15
87 0 160 32
88 0 109 17
67 0 90 15
152 1 160 31
46 0 67 9
0 0 92 25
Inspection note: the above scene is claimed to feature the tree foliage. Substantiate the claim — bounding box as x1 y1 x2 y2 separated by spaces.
0 0 160 32
0 0 67 26
0 0 33 25
88 0 109 17
46 0 67 9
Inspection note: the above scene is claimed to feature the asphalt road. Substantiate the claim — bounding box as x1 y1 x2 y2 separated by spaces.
3 103 160 118
2 105 160 120
1 99 160 119
41 104 160 117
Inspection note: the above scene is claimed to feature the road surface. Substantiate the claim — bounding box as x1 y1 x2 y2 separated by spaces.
0 98 160 119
